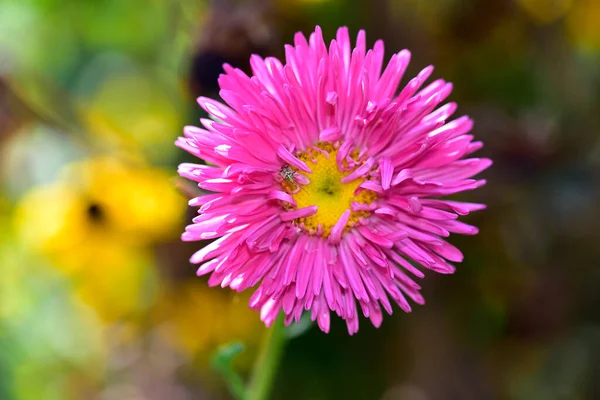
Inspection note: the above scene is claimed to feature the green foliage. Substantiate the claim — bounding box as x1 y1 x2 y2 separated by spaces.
212 342 247 400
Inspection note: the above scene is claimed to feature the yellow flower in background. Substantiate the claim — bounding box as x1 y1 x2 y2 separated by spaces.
17 157 184 254
15 157 185 321
154 282 262 366
61 158 184 243
566 0 600 52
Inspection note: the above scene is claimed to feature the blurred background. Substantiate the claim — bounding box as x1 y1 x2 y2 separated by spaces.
1 0 599 399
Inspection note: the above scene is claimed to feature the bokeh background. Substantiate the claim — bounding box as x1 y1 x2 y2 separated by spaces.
1 0 600 399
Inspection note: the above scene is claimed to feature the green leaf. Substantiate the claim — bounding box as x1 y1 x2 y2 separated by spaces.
211 342 246 400
285 313 314 339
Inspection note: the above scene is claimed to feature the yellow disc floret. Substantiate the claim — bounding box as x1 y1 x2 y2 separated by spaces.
286 143 377 237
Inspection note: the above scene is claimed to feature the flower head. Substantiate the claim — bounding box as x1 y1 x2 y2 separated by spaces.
16 158 184 320
177 26 490 334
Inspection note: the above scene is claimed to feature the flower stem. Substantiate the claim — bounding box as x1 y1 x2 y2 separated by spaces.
246 316 286 400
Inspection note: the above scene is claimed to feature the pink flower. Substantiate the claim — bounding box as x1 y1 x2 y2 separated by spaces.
176 26 490 335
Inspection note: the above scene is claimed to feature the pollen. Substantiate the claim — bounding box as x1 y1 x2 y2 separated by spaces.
285 143 377 237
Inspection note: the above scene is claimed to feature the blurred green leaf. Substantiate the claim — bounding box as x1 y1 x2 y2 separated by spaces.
285 313 314 339
211 342 246 400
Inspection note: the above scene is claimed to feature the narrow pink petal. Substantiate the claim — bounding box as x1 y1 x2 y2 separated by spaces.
196 258 220 276
379 157 393 190
190 233 232 264
328 209 351 244
280 205 318 221
358 180 383 193
357 226 394 248
277 145 312 173
268 190 297 206
295 239 315 298
320 126 342 141
325 91 338 105
341 157 374 183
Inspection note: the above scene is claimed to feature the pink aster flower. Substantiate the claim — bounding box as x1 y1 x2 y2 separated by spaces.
176 26 490 335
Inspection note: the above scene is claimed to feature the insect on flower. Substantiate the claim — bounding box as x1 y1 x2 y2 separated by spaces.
278 165 304 194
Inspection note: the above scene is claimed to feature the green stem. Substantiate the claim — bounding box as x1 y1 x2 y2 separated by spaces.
246 316 287 400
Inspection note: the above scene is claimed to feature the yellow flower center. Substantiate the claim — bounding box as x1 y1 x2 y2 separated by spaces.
283 143 377 237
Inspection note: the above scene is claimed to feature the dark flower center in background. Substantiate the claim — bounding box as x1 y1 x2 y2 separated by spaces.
87 203 105 223
190 51 234 95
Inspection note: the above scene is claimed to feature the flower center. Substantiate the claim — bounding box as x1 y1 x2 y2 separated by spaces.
283 143 376 237
86 202 105 224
